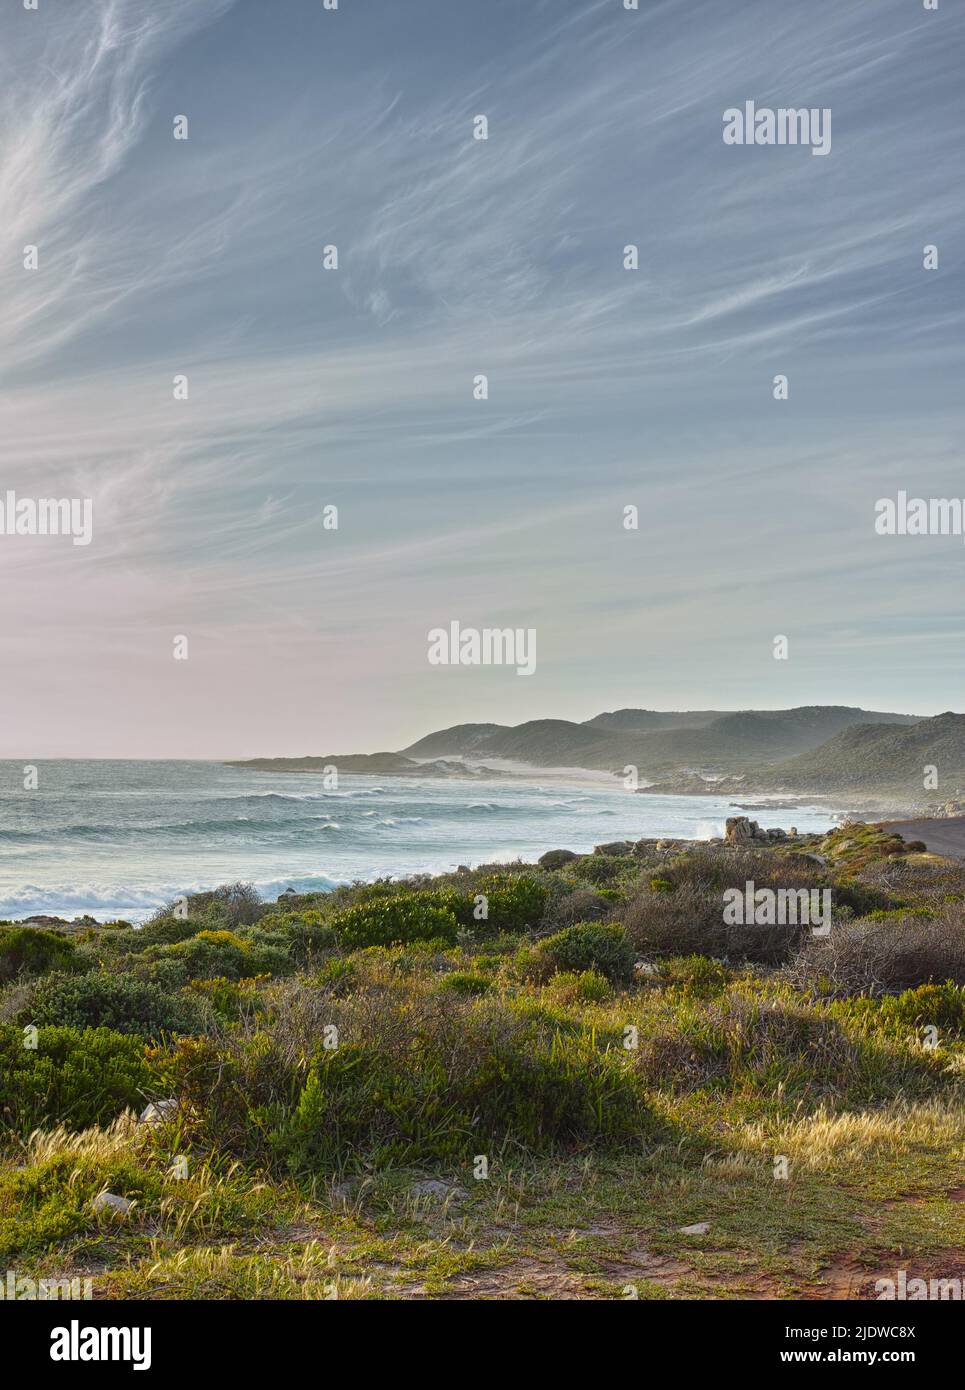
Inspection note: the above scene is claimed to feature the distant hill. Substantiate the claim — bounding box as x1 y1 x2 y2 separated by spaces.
582 709 720 733
403 719 609 765
402 706 921 776
758 713 965 796
227 752 463 777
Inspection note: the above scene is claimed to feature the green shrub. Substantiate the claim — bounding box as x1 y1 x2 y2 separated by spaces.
460 1038 645 1150
570 854 629 888
116 919 204 951
331 895 459 949
544 970 610 1004
137 930 292 985
472 875 547 932
185 975 264 1022
0 928 76 982
0 1024 153 1134
270 1028 651 1175
16 973 206 1042
834 982 964 1038
436 971 492 997
310 957 358 992
659 955 730 998
525 923 636 985
637 993 860 1097
269 1045 469 1172
258 910 336 963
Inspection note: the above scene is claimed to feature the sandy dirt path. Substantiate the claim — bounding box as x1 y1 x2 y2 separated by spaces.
883 815 965 860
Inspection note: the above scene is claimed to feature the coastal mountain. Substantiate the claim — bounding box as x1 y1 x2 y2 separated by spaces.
231 706 934 796
401 706 921 776
757 713 965 795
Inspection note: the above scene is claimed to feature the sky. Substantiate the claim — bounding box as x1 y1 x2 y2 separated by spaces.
0 0 962 758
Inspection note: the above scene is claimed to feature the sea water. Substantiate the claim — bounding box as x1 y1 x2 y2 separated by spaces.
0 760 836 921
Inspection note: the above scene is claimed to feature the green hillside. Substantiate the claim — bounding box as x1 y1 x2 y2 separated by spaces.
403 707 921 776
761 713 965 796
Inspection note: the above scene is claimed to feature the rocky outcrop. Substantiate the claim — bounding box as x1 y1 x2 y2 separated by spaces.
724 816 790 845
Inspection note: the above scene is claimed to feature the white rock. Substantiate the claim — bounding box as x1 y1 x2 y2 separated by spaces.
139 1099 177 1124
678 1222 710 1236
93 1192 134 1216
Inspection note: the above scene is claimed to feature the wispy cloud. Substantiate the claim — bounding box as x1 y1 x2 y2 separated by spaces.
1 0 963 754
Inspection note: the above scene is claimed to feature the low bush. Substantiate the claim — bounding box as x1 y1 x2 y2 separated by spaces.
436 971 492 997
159 993 657 1174
832 982 965 1038
0 1025 154 1134
257 910 336 963
14 973 206 1042
786 907 965 996
520 923 636 985
569 854 632 889
0 928 77 982
659 955 730 998
134 930 292 986
331 895 459 949
635 991 860 1096
541 886 612 930
543 970 610 1005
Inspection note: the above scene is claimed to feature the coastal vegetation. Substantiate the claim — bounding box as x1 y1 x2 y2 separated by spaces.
1 826 962 1299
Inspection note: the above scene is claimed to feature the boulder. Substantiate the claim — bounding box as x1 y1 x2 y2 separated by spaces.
725 817 789 845
725 816 760 843
538 849 579 870
593 841 635 857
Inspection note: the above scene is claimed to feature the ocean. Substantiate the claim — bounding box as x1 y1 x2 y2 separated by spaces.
0 760 837 922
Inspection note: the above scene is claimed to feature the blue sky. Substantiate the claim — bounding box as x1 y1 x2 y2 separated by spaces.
1 0 962 757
